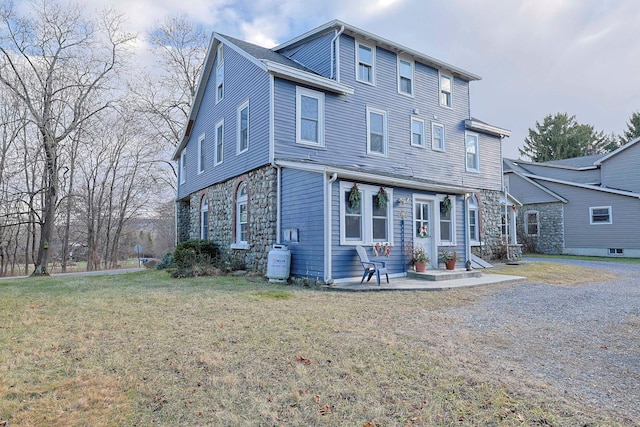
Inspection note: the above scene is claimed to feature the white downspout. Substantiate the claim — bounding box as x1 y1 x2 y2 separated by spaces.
464 193 471 266
330 26 344 81
271 161 281 244
325 172 338 283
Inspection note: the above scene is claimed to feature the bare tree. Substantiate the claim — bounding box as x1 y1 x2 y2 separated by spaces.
0 0 134 275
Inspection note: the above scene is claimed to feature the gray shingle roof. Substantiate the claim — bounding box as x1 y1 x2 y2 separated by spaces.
541 153 607 168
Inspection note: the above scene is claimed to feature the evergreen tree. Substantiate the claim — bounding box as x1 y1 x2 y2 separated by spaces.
620 111 640 144
519 113 607 162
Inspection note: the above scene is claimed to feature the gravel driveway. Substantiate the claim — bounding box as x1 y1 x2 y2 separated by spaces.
440 258 640 425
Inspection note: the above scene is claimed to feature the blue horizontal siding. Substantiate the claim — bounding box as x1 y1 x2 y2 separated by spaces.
279 31 334 78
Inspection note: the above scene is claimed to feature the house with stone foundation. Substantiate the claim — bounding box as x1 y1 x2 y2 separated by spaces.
173 20 513 283
504 137 640 258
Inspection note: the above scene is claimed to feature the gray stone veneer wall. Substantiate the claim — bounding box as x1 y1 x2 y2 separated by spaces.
517 203 564 254
472 189 504 260
184 165 277 272
176 200 191 244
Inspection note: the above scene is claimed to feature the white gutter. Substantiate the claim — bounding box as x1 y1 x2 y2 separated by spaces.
325 172 338 283
330 25 344 80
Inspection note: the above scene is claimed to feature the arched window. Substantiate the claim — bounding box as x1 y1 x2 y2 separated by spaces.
200 197 209 240
468 195 479 244
236 183 248 243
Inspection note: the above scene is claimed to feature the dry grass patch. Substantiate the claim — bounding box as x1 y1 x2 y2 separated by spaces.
491 261 616 285
0 270 623 426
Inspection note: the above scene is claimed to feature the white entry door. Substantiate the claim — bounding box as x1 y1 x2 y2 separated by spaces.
414 200 436 268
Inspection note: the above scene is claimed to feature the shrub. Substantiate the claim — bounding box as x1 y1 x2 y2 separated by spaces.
156 252 176 270
171 240 220 277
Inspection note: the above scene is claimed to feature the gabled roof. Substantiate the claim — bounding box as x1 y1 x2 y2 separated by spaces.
594 136 640 165
273 19 482 82
503 159 568 203
521 173 640 200
541 153 606 169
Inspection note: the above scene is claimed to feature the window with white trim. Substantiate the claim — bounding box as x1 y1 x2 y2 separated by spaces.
432 122 445 151
215 119 224 165
411 117 424 147
356 42 375 84
216 45 224 103
590 206 612 224
465 132 479 172
179 150 186 184
525 211 539 235
367 107 387 156
440 73 452 107
468 195 479 243
237 100 249 154
340 182 393 245
200 197 209 240
398 58 414 96
198 134 205 174
236 183 248 243
439 197 455 244
296 87 324 147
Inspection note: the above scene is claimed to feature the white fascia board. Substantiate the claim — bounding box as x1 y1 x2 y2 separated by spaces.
263 60 354 95
594 135 640 165
464 119 511 138
522 172 640 199
273 160 477 194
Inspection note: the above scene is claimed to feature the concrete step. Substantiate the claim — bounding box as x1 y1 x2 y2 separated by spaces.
407 269 482 281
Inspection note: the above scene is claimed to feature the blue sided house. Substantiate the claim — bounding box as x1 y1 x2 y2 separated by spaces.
173 20 513 283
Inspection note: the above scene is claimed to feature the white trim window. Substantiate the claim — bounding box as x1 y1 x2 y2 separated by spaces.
236 183 248 243
216 44 224 103
340 182 393 245
200 197 209 240
356 41 375 85
296 87 324 147
179 150 186 184
590 206 612 224
237 100 249 154
367 106 388 156
440 73 452 107
198 134 205 174
525 211 539 235
432 122 445 151
411 117 425 147
439 197 456 245
398 58 414 96
215 119 224 165
468 195 479 244
465 132 480 172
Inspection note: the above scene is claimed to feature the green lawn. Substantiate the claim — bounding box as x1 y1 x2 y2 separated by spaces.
0 270 621 426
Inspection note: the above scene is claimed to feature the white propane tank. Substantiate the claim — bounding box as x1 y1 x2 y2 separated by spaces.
266 244 291 283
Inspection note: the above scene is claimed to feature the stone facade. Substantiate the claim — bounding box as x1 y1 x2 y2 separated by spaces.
517 202 564 254
472 190 502 260
180 165 278 272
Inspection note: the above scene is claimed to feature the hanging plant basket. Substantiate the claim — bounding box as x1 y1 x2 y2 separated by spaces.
348 184 361 210
440 195 452 215
376 187 388 209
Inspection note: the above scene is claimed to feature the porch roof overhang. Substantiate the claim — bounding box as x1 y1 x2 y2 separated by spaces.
274 159 479 194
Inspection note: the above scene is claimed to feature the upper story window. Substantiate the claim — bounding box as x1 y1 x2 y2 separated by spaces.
432 122 445 151
216 44 224 103
465 132 479 172
411 117 424 147
215 119 224 165
296 87 324 147
398 58 414 96
525 211 539 235
356 42 375 84
179 150 186 184
440 73 452 107
468 195 479 243
198 134 205 174
366 107 388 156
590 206 612 224
237 100 249 154
200 197 209 240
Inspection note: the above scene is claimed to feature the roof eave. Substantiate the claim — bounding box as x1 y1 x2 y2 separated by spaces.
465 119 511 138
263 60 354 95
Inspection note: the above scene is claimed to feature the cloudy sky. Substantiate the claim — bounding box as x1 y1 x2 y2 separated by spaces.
53 0 640 158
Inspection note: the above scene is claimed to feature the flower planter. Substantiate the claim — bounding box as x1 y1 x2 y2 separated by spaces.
445 260 456 270
414 261 427 273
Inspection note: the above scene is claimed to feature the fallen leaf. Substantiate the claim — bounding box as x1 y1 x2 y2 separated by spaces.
363 423 375 427
294 355 312 365
319 403 333 415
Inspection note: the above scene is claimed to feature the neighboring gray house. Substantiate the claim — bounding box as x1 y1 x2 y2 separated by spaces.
504 136 640 258
173 20 512 282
